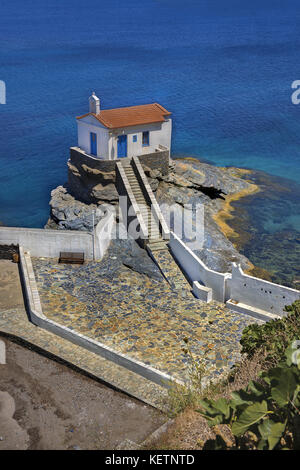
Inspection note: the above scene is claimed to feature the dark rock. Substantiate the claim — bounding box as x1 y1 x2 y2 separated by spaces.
44 186 110 231
46 155 256 273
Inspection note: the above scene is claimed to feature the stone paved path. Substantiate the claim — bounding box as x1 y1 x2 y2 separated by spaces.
32 255 262 384
149 247 192 296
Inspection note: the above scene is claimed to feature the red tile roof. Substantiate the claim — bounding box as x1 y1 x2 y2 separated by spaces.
77 103 171 129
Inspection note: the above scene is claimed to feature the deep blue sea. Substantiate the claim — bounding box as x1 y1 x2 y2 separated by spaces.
1 0 300 230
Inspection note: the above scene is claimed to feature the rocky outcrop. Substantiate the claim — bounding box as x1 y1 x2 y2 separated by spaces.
67 159 119 205
45 186 108 231
46 156 257 273
154 159 255 273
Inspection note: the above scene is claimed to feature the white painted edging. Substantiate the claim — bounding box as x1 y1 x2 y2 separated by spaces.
94 210 115 259
226 300 279 322
19 246 183 389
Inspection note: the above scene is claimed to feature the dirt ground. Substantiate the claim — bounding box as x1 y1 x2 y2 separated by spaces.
0 260 24 310
0 337 165 450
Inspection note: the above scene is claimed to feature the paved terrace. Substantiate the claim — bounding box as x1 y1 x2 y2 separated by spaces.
32 251 262 384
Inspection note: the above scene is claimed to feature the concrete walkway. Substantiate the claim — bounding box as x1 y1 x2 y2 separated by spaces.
148 246 192 295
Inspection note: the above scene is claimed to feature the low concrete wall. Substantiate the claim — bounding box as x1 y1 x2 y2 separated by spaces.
0 226 94 259
169 232 228 302
132 156 170 239
192 281 212 303
0 215 114 261
228 263 300 317
169 233 300 317
226 299 280 322
19 246 182 389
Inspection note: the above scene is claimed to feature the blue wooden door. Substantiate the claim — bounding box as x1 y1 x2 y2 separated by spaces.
117 135 127 158
90 132 97 156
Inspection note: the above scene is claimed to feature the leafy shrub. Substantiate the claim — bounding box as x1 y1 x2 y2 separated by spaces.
240 300 300 364
197 343 300 450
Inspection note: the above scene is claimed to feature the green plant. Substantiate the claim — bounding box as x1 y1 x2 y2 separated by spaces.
167 338 221 417
197 343 300 450
240 300 300 364
182 337 209 393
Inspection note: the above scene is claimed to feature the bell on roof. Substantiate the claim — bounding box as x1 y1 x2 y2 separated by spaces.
89 92 100 114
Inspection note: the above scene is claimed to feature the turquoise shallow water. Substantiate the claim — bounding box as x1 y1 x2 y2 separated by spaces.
0 0 299 258
226 170 300 287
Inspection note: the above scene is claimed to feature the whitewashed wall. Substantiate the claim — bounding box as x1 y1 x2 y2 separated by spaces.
169 233 300 316
169 232 228 302
77 116 109 159
0 227 93 258
109 119 172 159
77 115 172 160
229 263 300 316
0 215 114 261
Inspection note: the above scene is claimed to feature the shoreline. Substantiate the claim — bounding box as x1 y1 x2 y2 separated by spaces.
211 165 300 286
212 173 260 243
211 168 263 276
177 157 261 251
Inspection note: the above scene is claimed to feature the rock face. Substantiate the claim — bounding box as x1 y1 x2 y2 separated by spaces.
45 186 107 231
154 159 254 273
65 147 169 205
67 150 119 205
46 156 256 273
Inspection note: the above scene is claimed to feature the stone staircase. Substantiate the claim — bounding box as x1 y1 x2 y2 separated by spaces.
119 159 193 296
121 161 163 244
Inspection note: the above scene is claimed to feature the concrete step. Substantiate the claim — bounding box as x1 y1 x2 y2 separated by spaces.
147 242 167 251
149 232 160 238
136 200 148 206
